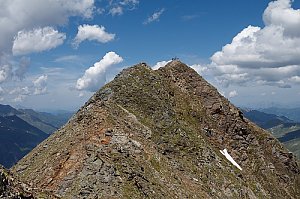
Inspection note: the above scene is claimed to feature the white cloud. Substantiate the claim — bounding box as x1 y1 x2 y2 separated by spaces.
8 86 30 102
210 0 300 88
108 0 139 16
289 76 300 83
0 0 95 53
9 86 30 95
152 61 209 77
76 51 123 91
54 55 80 63
228 90 238 98
72 24 115 48
143 8 165 25
33 75 48 95
120 0 139 6
190 64 208 75
12 27 66 56
0 53 31 83
152 60 171 70
0 0 95 86
109 6 123 16
0 64 12 83
263 0 300 37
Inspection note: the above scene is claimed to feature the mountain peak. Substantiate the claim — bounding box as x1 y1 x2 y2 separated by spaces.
12 62 300 198
164 59 188 68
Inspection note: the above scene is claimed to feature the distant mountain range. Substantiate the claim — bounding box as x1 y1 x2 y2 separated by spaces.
259 107 300 122
0 104 73 168
242 109 300 158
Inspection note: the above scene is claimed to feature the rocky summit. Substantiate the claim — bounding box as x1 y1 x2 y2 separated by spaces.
12 61 300 198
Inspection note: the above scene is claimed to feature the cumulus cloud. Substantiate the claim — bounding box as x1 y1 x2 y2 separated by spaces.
210 0 300 88
0 0 95 53
33 75 48 95
72 24 115 48
190 64 208 75
0 0 94 84
152 60 171 70
76 51 123 91
143 8 165 25
211 25 300 68
12 27 66 56
0 54 31 83
228 90 238 98
263 0 300 37
3 74 48 103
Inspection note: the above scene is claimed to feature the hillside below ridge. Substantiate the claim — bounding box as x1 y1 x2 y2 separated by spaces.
1 164 36 198
12 60 300 198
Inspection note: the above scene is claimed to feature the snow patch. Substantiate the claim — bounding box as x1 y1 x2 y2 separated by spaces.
220 149 242 171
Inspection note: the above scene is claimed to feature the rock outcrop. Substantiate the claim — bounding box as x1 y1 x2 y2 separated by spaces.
12 61 300 198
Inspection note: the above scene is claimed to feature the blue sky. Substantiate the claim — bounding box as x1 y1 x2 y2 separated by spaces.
0 0 300 111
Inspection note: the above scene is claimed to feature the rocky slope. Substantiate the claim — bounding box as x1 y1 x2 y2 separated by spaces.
1 164 60 198
12 61 300 198
0 164 34 198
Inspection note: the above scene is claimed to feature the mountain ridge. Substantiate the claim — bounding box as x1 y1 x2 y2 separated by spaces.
12 61 300 198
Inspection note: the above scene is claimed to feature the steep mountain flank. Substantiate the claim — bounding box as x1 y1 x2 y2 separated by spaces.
0 164 34 198
0 164 59 198
12 61 300 198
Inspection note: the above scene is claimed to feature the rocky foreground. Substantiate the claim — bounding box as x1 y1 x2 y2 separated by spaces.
0 165 34 198
11 61 300 198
